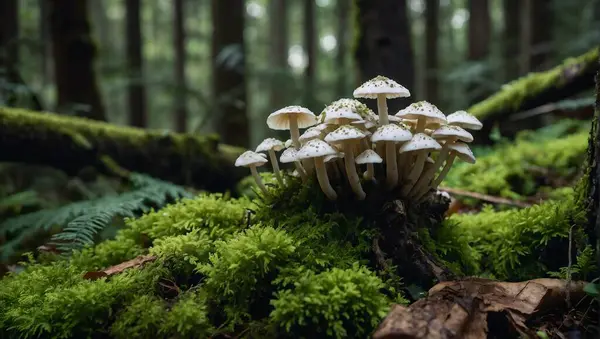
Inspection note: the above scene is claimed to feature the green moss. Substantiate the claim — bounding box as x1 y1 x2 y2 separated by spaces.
469 47 599 120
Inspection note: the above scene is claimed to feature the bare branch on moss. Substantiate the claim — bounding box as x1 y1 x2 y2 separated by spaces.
439 186 532 208
0 107 247 192
83 254 157 280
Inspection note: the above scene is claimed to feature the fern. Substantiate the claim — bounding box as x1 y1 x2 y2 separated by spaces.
0 173 192 259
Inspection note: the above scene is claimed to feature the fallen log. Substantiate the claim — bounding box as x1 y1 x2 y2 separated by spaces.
0 107 247 192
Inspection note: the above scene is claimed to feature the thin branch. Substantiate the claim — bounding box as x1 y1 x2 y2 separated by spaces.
438 186 532 208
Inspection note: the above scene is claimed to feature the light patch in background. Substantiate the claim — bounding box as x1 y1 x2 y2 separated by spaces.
409 0 425 14
288 45 307 71
452 8 469 29
246 2 264 18
316 0 331 7
320 34 337 52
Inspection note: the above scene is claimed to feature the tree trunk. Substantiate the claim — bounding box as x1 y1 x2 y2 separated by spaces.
211 0 249 148
503 0 521 81
519 0 532 75
173 0 188 132
529 0 553 72
354 0 414 112
268 0 289 112
125 0 147 128
425 0 439 104
0 0 19 107
39 0 51 88
303 0 317 109
48 0 106 121
467 0 491 105
336 0 350 98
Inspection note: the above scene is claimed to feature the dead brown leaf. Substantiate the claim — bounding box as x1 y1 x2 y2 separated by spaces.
83 254 157 280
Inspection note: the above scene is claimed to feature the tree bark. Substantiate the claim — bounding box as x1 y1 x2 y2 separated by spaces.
503 0 521 81
354 0 414 112
211 0 249 148
0 107 247 193
335 0 350 97
125 0 147 128
303 0 317 109
530 0 553 72
425 0 439 104
48 0 106 121
39 0 51 87
173 0 188 132
0 0 18 104
467 0 491 105
268 0 289 112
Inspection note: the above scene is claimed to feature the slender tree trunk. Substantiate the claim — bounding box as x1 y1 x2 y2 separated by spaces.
336 0 350 97
89 0 112 56
303 0 316 109
125 0 147 127
502 0 520 81
211 0 249 147
0 0 19 106
269 0 289 112
425 0 439 103
48 0 106 120
467 0 491 104
39 0 51 87
354 0 414 112
519 0 532 74
174 0 188 132
530 0 553 71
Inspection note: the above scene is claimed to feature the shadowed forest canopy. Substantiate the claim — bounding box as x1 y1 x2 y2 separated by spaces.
1 0 600 338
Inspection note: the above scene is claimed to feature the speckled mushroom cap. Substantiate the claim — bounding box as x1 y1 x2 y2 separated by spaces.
235 151 268 167
355 149 383 164
321 98 367 123
395 101 447 125
280 147 300 164
431 125 474 143
298 127 324 144
267 105 318 130
324 152 344 163
448 142 476 163
284 139 293 148
370 124 412 143
324 125 367 144
296 139 339 160
353 75 411 99
398 133 442 154
256 138 285 153
446 111 483 130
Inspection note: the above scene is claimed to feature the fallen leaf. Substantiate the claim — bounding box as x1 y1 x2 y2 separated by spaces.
83 254 157 280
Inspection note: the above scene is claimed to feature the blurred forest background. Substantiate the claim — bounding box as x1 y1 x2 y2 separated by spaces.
2 0 599 149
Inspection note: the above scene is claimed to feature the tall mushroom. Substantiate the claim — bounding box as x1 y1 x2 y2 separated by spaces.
371 124 412 188
398 133 442 196
325 125 367 200
395 101 447 134
296 139 339 200
235 151 269 194
353 75 410 125
410 125 473 197
267 105 318 148
280 147 308 182
256 138 285 186
446 110 483 130
356 149 382 181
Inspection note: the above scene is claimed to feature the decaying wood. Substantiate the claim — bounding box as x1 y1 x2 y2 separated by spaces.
373 278 589 339
83 254 157 280
439 186 532 208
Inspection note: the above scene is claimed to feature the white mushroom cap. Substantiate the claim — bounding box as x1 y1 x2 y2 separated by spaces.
353 75 411 99
313 123 332 132
398 133 442 154
371 124 412 143
431 125 474 143
355 149 383 164
426 156 435 164
235 151 268 167
256 138 285 153
395 101 447 125
321 99 366 123
267 105 318 130
352 119 377 130
284 139 293 148
280 147 300 164
324 125 367 143
448 142 476 163
324 152 344 163
299 127 323 144
296 139 338 160
447 110 483 131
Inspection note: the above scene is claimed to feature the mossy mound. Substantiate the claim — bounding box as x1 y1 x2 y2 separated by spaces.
0 175 590 338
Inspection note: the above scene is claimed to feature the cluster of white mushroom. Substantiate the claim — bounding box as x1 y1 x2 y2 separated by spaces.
235 75 482 203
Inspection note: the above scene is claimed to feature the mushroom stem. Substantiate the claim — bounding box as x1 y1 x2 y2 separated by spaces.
360 138 371 153
429 154 456 189
268 150 284 186
416 118 426 133
376 95 389 124
289 115 301 148
364 163 375 181
314 157 337 200
385 141 398 188
294 161 308 182
401 151 427 195
250 165 267 194
410 148 449 198
376 142 385 161
342 143 366 200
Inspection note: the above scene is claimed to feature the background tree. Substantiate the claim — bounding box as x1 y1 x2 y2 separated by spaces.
530 0 553 71
467 0 491 104
303 0 317 110
425 0 439 103
173 0 188 132
503 0 521 81
125 0 147 127
268 0 289 113
0 0 20 107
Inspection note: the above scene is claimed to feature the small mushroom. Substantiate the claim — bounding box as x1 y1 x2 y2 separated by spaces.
355 149 383 181
267 105 317 148
256 138 286 186
325 125 368 200
446 110 483 130
235 151 269 194
321 98 365 125
296 139 339 200
299 127 324 144
395 101 447 133
371 124 412 188
353 75 410 125
280 147 308 182
398 133 442 196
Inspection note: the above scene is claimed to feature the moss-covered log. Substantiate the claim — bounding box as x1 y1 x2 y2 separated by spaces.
469 47 598 139
0 107 247 192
